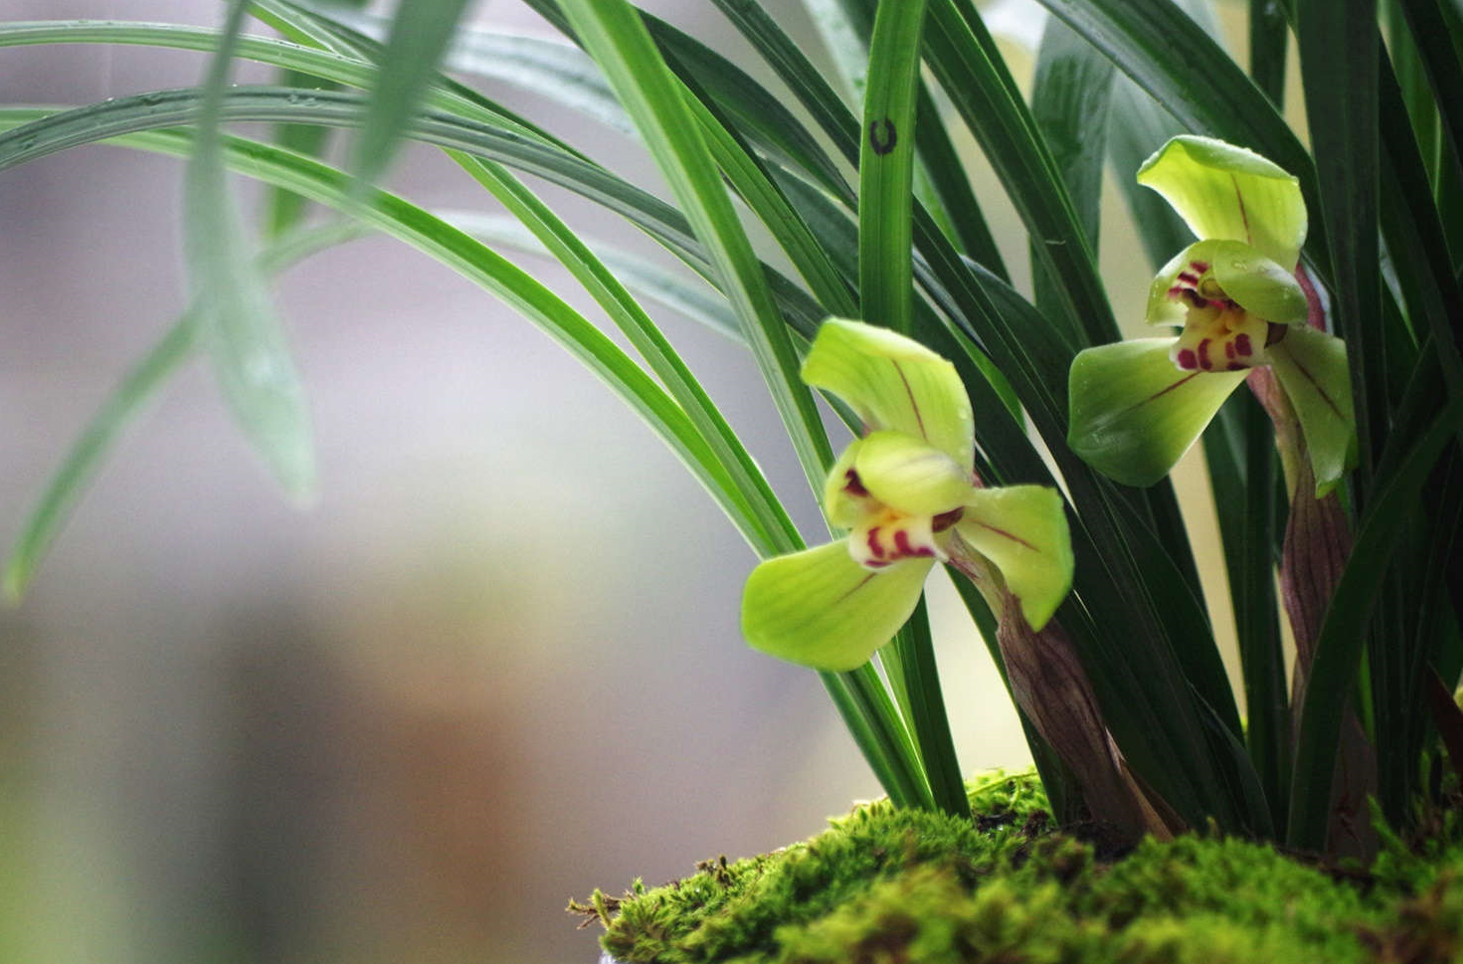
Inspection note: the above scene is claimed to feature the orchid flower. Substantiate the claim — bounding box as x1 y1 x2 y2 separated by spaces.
741 319 1074 672
1067 136 1356 495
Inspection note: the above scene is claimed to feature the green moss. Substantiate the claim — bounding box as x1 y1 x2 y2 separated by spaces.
579 770 1463 963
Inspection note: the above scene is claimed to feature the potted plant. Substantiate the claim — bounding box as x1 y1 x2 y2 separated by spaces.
3 0 1462 960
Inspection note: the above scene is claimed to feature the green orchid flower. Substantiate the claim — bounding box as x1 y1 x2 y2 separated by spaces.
1067 136 1356 495
741 319 1074 672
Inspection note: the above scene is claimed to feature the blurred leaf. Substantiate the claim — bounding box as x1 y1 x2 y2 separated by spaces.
1029 15 1113 320
347 0 472 188
1396 0 1463 189
1249 0 1289 106
185 0 315 497
263 0 369 236
1379 61 1463 420
3 223 367 600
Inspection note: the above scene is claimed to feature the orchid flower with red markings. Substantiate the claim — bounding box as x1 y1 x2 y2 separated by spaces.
740 319 1073 672
1067 136 1356 495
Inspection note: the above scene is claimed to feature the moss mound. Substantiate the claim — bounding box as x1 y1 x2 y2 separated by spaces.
575 772 1463 963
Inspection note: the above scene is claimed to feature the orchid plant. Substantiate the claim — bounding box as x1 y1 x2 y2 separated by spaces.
3 0 1463 867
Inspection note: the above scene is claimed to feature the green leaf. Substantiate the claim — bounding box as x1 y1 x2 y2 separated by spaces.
261 0 370 236
520 0 853 201
185 0 315 498
801 0 871 102
555 0 834 497
1395 0 1463 192
1106 77 1199 271
673 78 857 319
1249 0 1289 106
312 8 637 135
1030 12 1114 274
451 153 800 555
955 485 1074 631
1376 62 1463 435
0 85 837 347
1137 135 1308 270
802 319 975 471
893 600 971 817
1269 326 1358 496
1299 0 1384 491
1068 339 1247 487
347 0 472 187
1288 398 1463 849
1202 388 1290 831
742 543 933 672
437 212 740 342
924 0 1120 348
859 0 928 335
1100 0 1223 271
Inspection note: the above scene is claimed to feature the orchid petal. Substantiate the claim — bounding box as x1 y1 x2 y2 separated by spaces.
1147 239 1306 327
1268 325 1357 496
823 440 870 529
955 485 1074 630
853 430 971 517
1210 242 1308 325
1068 338 1247 486
1145 246 1197 327
741 542 933 671
802 319 974 471
1137 135 1307 270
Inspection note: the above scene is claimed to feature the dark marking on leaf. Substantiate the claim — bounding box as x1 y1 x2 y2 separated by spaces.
868 117 897 155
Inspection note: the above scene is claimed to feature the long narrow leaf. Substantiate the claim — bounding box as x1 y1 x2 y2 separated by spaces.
0 117 792 569
555 0 833 493
1029 16 1113 323
185 0 315 497
924 0 1119 349
1289 399 1463 848
345 0 471 186
859 0 926 333
450 151 799 555
1300 3 1384 487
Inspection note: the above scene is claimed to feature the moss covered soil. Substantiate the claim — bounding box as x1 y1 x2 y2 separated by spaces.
574 772 1463 963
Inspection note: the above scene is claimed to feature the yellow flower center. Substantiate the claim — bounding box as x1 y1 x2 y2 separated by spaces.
1165 259 1274 372
840 468 964 570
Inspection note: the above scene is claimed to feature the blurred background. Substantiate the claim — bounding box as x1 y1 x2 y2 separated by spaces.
0 2 1243 962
